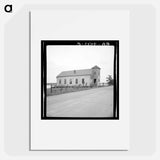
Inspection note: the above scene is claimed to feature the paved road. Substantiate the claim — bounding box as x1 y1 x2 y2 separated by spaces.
47 86 113 117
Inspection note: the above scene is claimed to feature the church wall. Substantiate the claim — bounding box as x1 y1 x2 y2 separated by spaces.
57 75 91 86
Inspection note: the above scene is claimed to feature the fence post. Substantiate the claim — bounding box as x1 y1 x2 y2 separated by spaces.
50 85 52 93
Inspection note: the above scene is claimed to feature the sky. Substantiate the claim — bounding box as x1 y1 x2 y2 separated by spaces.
47 45 114 83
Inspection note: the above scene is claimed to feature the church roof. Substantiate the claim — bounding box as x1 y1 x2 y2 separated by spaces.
56 66 100 78
57 69 92 78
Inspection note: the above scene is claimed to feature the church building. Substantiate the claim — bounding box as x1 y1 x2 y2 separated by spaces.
56 65 100 87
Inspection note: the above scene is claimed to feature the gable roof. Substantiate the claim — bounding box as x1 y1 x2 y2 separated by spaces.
92 65 101 69
56 69 92 78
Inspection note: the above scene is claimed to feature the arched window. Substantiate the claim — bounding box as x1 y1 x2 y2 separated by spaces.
59 79 61 84
70 79 72 84
64 79 66 84
82 78 85 84
75 79 78 84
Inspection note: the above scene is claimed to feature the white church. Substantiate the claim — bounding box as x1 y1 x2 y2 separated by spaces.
56 65 100 87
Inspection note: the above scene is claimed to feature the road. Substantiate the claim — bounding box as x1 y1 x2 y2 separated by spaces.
47 86 113 117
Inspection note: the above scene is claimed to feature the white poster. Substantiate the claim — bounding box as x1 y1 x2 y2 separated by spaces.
31 10 129 150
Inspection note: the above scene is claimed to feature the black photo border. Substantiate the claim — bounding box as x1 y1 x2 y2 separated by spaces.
41 40 119 120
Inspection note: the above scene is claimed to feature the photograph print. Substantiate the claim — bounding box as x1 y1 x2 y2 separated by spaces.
41 40 119 119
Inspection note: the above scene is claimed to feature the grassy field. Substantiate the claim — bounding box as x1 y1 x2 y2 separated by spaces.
47 86 106 96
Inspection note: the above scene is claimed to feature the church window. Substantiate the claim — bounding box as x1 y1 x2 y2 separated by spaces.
82 78 85 84
75 79 78 84
59 79 61 84
70 79 72 84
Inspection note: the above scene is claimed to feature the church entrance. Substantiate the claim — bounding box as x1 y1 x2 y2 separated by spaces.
94 79 97 84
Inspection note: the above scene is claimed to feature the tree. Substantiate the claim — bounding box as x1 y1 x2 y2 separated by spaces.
106 75 114 85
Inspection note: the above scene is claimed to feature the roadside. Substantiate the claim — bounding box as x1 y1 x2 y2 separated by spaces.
47 86 113 117
47 85 110 96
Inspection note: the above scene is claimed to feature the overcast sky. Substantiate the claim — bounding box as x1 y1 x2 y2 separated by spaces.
47 45 114 83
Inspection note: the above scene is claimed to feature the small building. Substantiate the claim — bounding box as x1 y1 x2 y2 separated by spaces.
56 65 100 87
